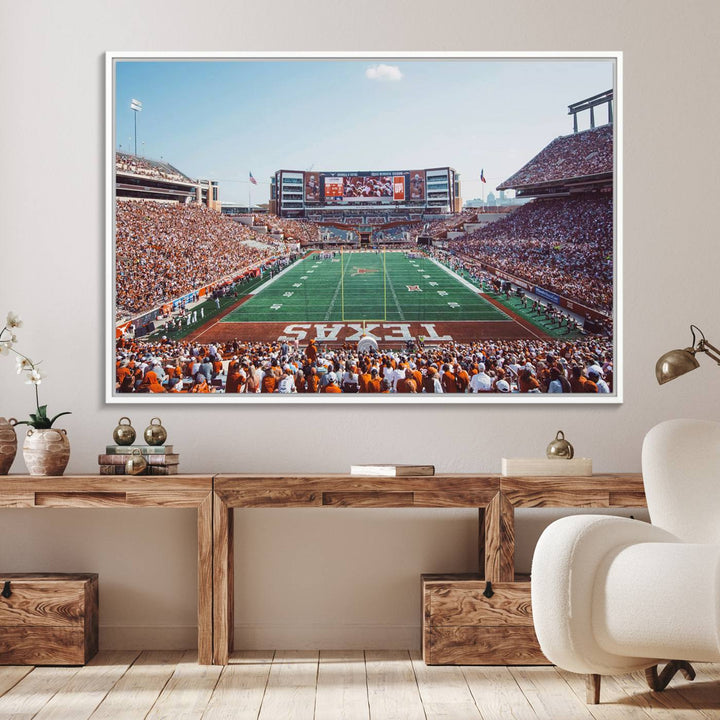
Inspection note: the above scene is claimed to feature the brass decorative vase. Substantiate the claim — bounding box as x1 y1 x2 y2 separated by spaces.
546 430 574 459
0 417 18 475
22 428 71 476
113 417 136 446
125 449 147 476
144 418 167 446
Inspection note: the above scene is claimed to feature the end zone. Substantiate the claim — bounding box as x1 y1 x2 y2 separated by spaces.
184 319 546 347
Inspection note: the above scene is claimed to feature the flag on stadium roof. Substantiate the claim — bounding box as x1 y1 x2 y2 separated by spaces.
480 169 486 183
249 172 258 185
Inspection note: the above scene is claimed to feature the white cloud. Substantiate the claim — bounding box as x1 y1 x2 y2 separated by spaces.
365 64 403 82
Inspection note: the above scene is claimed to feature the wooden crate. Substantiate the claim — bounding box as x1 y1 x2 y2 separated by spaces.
422 573 548 665
0 573 98 665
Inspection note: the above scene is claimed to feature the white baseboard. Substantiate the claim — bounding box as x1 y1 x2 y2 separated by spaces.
99 624 421 650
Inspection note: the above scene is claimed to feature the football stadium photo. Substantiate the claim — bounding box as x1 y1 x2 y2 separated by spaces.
109 53 619 401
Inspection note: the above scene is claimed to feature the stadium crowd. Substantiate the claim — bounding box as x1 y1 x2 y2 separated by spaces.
498 124 613 189
421 211 479 239
116 152 190 184
116 200 288 319
454 194 613 312
259 215 321 245
115 335 613 395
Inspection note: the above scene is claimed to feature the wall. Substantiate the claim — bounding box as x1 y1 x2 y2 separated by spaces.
1 0 719 649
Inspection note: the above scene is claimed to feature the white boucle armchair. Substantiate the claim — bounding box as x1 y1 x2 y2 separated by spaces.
531 418 720 704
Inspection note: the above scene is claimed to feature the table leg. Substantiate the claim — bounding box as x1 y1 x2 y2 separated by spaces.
197 493 213 665
213 492 234 665
484 492 515 582
478 507 486 577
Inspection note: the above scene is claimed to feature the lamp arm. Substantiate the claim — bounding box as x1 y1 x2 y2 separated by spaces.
698 340 720 365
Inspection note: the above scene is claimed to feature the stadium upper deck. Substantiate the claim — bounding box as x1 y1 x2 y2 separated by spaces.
497 124 613 197
115 152 220 210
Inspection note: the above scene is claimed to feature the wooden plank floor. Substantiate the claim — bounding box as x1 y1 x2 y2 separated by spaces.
0 651 717 719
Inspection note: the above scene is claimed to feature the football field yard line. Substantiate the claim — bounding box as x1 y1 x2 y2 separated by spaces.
478 291 547 341
326 254 348 321
427 256 512 321
386 257 406 321
220 250 518 325
191 317 221 341
248 255 302 295
338 251 387 322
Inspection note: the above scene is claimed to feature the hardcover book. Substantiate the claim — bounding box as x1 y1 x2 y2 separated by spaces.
105 445 174 454
98 453 179 466
98 464 179 475
350 464 435 477
501 458 592 476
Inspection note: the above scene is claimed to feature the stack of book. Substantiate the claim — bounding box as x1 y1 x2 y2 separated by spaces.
98 445 180 475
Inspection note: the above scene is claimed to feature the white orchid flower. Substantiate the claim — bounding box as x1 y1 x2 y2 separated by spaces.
6 312 22 329
16 356 33 373
0 341 11 356
25 368 46 385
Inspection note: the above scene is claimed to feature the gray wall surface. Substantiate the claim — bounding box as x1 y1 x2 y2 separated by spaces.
0 0 718 648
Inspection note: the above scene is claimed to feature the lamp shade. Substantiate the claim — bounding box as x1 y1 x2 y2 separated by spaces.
655 348 700 385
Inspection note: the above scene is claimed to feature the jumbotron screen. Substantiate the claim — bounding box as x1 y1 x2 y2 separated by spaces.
304 170 427 203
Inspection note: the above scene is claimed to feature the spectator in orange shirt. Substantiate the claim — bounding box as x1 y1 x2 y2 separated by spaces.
140 370 166 393
116 361 131 386
225 361 244 393
322 372 342 393
422 367 442 393
518 368 541 393
583 375 599 393
261 367 277 393
569 366 588 393
190 373 211 393
294 368 306 393
410 365 423 391
358 367 372 393
454 364 470 393
396 368 418 393
441 364 458 393
305 367 320 393
165 362 182 381
366 368 382 393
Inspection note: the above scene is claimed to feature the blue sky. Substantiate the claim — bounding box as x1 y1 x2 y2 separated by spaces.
115 57 614 204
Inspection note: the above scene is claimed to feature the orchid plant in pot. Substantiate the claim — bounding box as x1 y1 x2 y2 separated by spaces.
1 312 72 475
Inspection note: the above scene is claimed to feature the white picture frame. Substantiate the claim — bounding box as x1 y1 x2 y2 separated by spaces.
106 51 622 404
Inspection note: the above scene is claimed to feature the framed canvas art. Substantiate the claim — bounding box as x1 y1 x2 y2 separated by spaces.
106 52 622 403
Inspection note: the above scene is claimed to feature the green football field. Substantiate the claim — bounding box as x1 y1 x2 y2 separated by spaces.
221 251 509 323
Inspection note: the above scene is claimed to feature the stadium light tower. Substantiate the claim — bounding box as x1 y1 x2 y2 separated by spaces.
130 98 142 156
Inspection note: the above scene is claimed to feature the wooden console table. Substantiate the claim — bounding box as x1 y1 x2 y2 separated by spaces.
0 473 647 666
0 475 214 665
212 473 646 665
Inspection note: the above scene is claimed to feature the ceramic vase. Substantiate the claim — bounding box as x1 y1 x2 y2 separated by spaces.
0 417 17 475
22 428 70 476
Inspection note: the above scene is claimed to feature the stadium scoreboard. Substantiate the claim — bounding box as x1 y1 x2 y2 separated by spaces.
271 166 460 217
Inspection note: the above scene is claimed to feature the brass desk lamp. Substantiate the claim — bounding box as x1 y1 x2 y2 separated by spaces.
656 325 720 384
